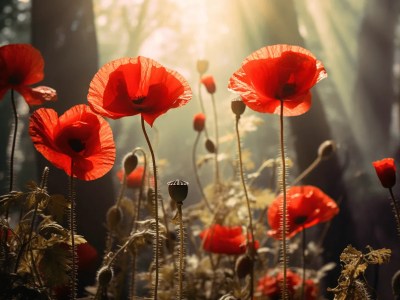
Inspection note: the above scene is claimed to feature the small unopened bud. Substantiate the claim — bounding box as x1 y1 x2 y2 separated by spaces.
167 179 189 204
231 98 246 116
196 59 209 75
193 113 206 132
123 153 138 175
97 266 113 286
235 254 253 279
205 139 216 153
106 205 124 230
317 140 336 160
200 75 216 94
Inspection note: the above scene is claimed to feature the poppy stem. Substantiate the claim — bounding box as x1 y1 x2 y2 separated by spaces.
198 81 209 139
210 94 220 187
292 156 321 186
69 159 77 300
235 114 255 298
301 226 306 300
9 89 17 193
141 116 160 300
177 202 185 300
193 131 212 212
388 188 400 236
129 147 147 299
279 101 288 300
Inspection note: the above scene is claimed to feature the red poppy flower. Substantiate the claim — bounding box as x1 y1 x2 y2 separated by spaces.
372 158 396 189
228 44 327 116
267 186 339 239
199 224 259 255
200 74 216 94
193 113 206 132
0 44 57 105
29 104 115 181
257 270 318 300
116 166 145 189
257 270 301 298
87 56 192 126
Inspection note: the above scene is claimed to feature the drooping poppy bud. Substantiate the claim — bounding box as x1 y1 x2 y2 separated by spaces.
235 254 253 279
196 59 209 75
168 179 189 204
372 158 396 189
231 98 246 117
106 205 124 231
193 113 206 132
201 75 216 94
123 152 138 175
97 266 113 286
205 139 216 153
317 140 336 160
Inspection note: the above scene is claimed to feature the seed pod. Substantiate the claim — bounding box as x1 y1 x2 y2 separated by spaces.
106 205 123 230
123 152 138 175
205 139 216 153
231 98 246 116
317 140 336 160
167 179 189 204
97 266 113 286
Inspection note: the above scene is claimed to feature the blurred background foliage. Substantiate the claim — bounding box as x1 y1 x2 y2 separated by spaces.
0 0 400 297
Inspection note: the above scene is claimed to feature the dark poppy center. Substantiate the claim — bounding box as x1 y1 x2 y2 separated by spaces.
280 83 297 98
8 73 23 85
294 215 308 225
68 138 85 153
132 96 146 105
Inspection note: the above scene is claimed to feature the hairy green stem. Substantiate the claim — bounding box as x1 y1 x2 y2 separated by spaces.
198 81 209 139
301 226 306 300
69 159 77 300
389 188 400 236
177 203 184 300
210 94 220 186
279 101 288 299
192 132 212 212
235 115 255 298
141 117 160 300
292 156 321 186
9 89 17 193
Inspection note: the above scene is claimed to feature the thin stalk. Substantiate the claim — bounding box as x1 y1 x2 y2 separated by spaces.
210 94 220 186
301 226 306 300
198 81 209 139
235 115 255 298
177 203 185 300
388 188 400 236
192 131 212 212
141 116 160 300
292 156 321 186
279 101 288 299
9 88 17 193
69 159 77 300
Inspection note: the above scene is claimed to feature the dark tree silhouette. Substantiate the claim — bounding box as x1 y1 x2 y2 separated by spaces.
31 0 115 291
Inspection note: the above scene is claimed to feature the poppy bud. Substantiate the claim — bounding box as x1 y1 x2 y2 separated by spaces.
231 98 246 116
123 152 138 175
97 266 113 286
196 59 209 75
317 140 336 160
167 179 189 204
193 113 206 132
205 139 216 153
201 75 216 94
235 254 253 279
372 158 396 189
106 205 124 230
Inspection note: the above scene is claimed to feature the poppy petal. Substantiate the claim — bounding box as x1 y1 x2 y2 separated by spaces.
17 86 57 106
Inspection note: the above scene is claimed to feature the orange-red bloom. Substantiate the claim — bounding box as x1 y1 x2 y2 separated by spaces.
88 56 192 126
257 270 318 300
199 224 259 255
200 75 216 94
116 166 145 189
29 104 115 181
267 186 339 239
372 158 396 189
193 113 206 132
228 44 327 116
0 44 56 105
